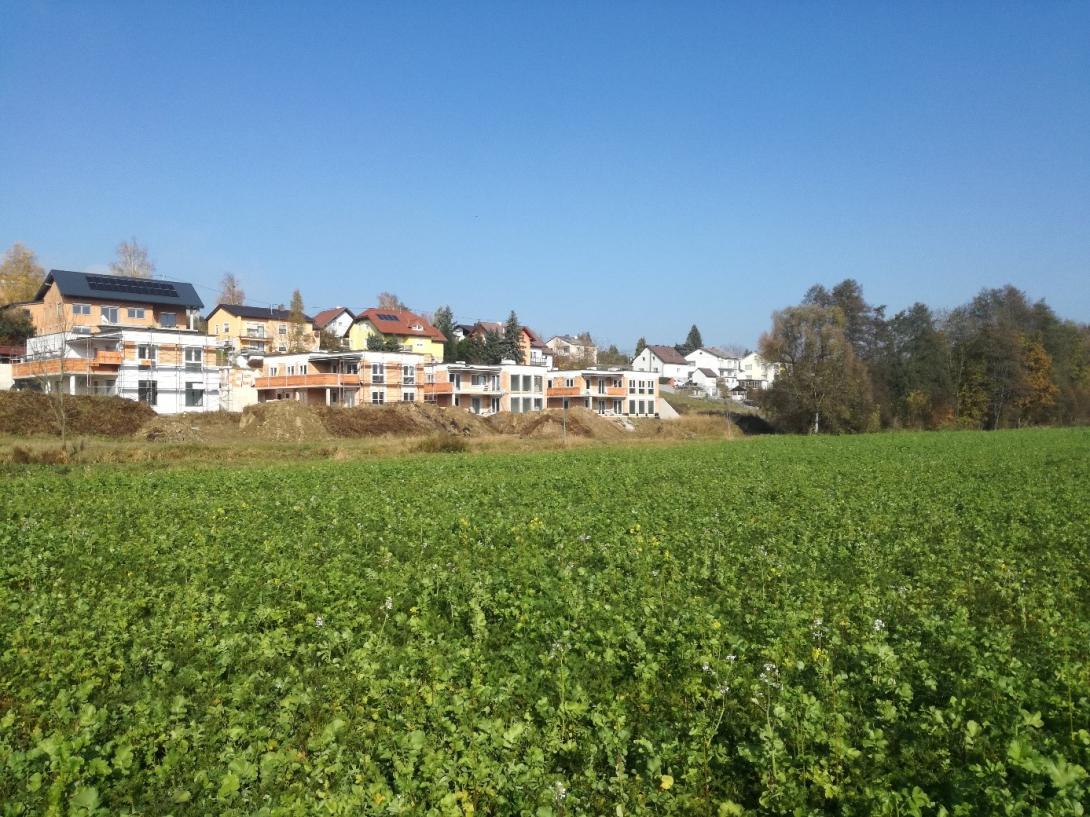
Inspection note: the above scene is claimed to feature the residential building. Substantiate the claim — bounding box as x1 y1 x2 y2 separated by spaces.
312 307 355 348
631 345 693 382
254 350 428 407
545 369 661 417
500 363 547 413
13 328 222 412
423 362 504 415
690 367 722 398
348 308 445 360
740 352 777 389
545 334 598 365
24 269 205 336
206 304 316 355
685 347 741 378
467 321 553 367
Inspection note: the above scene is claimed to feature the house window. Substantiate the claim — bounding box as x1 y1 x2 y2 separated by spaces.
279 324 287 335
628 381 635 394
533 376 542 392
371 390 385 405
137 344 156 361
300 364 308 374
277 344 287 353
344 392 356 408
452 374 461 388
522 375 532 391
521 397 533 412
629 400 636 415
184 348 202 370
490 397 500 413
160 312 177 328
269 366 278 376
222 322 230 334
402 390 414 402
371 363 384 383
638 400 646 415
138 380 158 405
71 303 91 315
128 307 145 319
533 398 542 410
101 306 119 323
185 382 204 407
471 374 483 386
564 378 574 388
648 399 655 415
402 365 415 384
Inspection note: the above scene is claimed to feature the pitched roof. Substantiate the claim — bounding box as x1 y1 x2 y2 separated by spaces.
698 368 718 377
209 303 313 322
522 326 546 348
357 307 446 342
312 306 354 330
695 346 737 359
36 269 204 310
645 345 688 365
471 321 503 336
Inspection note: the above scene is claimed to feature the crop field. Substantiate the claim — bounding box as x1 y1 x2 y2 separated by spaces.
1 430 1089 815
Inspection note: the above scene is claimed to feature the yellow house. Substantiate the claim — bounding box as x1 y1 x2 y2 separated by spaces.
206 304 316 354
347 307 446 360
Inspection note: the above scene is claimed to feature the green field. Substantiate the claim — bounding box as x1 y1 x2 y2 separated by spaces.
2 430 1089 815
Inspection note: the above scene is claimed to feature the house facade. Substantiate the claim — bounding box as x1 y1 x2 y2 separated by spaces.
348 308 445 359
740 352 777 389
631 345 693 382
254 350 428 407
206 304 317 355
545 369 661 417
545 335 598 365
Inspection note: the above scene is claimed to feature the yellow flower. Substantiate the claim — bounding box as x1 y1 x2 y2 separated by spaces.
659 774 674 791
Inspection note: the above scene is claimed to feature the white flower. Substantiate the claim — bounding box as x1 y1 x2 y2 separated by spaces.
759 662 781 689
726 654 737 663
701 662 712 673
315 615 324 627
553 781 568 801
384 597 393 611
873 618 885 632
717 684 730 696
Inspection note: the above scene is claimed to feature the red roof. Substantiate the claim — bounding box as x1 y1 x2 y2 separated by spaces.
357 307 446 342
312 307 353 330
522 326 546 348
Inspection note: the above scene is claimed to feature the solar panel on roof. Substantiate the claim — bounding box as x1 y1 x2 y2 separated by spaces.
86 275 179 298
377 313 398 321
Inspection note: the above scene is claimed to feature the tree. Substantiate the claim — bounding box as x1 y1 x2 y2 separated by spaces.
367 332 403 352
377 291 407 311
110 238 155 278
482 329 504 364
502 311 523 363
759 304 871 434
635 337 647 357
1014 338 1059 425
0 243 45 304
288 290 308 352
678 325 703 355
218 273 245 305
0 305 34 344
432 305 457 363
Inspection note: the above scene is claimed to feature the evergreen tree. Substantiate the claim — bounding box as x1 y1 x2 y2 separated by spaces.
432 305 457 362
635 337 647 357
288 290 308 352
677 325 703 355
502 310 523 363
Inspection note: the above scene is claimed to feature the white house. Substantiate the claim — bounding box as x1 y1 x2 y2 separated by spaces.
740 352 776 388
545 335 598 365
685 347 740 378
631 345 692 382
312 307 355 347
690 367 721 398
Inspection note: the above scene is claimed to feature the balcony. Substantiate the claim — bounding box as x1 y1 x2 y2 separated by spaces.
422 382 453 395
255 373 352 389
546 386 581 397
93 351 122 367
13 353 123 378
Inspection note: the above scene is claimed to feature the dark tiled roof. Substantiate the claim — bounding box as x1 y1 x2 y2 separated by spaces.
646 345 688 365
357 307 446 342
36 270 204 309
523 326 546 348
698 368 718 377
210 303 313 322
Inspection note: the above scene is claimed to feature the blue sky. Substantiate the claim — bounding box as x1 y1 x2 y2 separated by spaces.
2 2 1088 351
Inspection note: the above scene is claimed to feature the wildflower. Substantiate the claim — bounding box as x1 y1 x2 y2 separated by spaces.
759 662 781 689
384 597 393 611
659 774 674 791
553 781 567 801
811 617 825 639
701 662 712 673
315 615 324 627
578 534 590 542
717 683 730 696
726 654 737 663
873 618 885 632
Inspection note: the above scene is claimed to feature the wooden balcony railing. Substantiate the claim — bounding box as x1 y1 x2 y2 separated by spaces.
254 373 353 389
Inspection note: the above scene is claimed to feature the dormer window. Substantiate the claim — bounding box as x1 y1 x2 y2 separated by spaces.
410 323 423 331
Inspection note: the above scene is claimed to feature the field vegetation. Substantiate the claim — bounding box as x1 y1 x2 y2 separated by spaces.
1 430 1088 815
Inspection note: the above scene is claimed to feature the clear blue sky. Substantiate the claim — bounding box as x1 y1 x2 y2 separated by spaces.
2 2 1088 351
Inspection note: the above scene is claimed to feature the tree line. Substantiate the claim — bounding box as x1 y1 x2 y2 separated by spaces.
759 279 1090 433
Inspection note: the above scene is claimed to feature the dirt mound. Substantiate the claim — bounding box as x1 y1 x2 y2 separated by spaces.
239 400 332 442
487 407 626 440
317 402 493 438
631 414 740 439
138 411 242 442
0 391 155 437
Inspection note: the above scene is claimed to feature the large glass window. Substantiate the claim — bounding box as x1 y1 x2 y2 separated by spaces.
101 306 119 323
184 348 202 370
71 303 91 315
138 380 158 405
137 344 156 361
185 382 204 407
